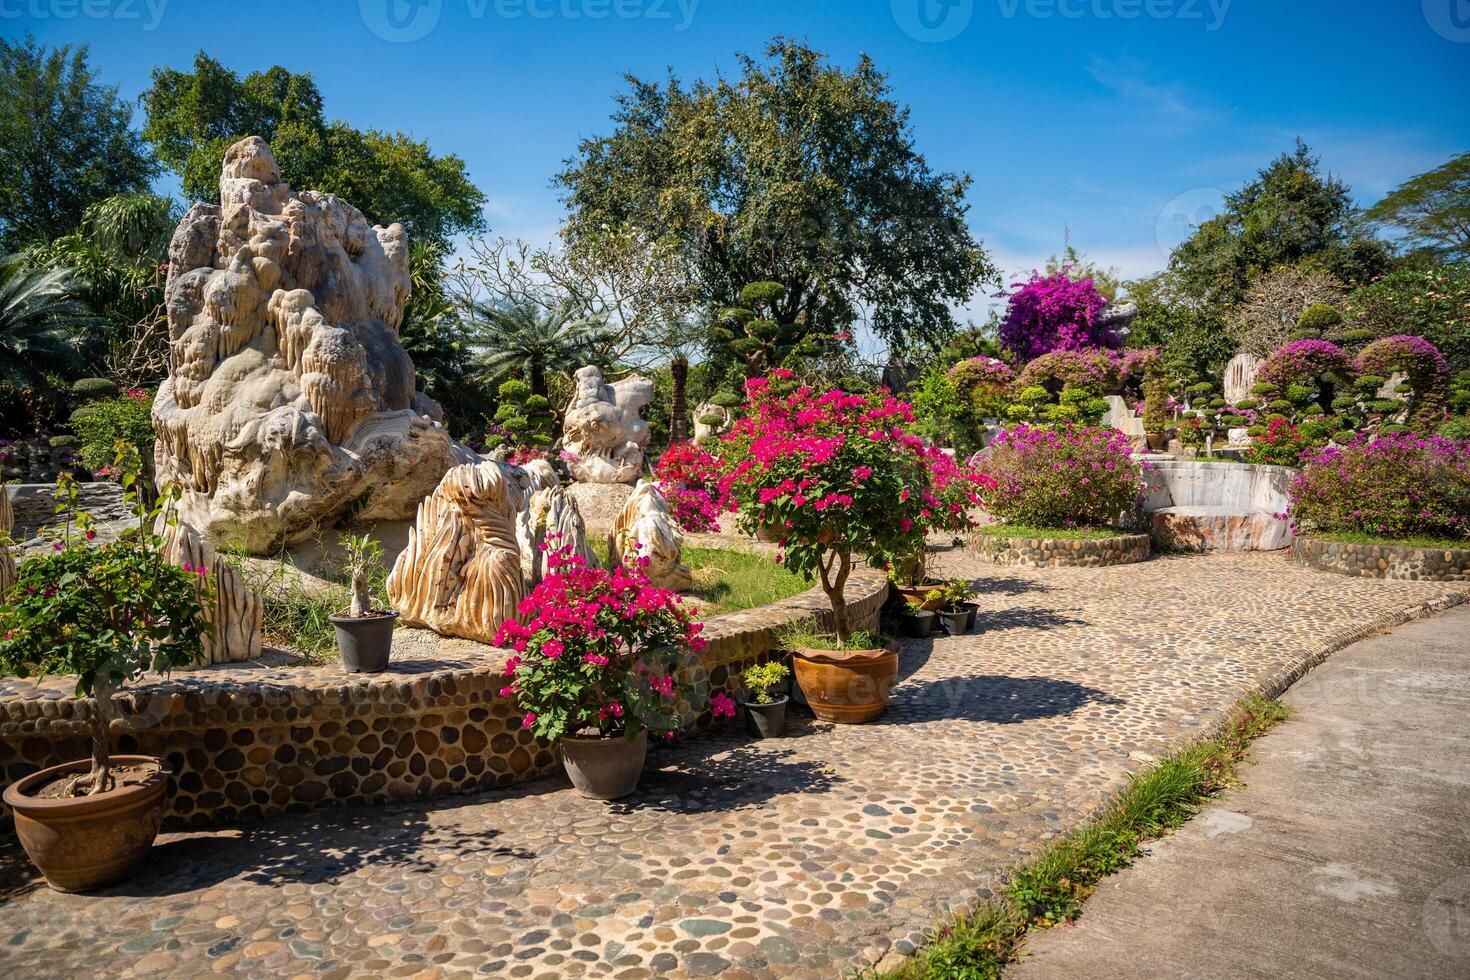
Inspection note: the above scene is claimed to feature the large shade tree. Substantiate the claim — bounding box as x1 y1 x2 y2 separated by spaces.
141 54 485 249
1365 151 1470 263
557 37 995 363
0 37 157 250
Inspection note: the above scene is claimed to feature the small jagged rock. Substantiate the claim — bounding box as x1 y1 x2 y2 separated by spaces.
608 480 693 591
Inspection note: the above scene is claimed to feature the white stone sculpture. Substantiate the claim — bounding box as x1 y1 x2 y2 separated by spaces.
608 480 693 592
1223 352 1263 405
159 518 263 664
386 461 531 643
522 485 598 588
0 485 13 594
151 136 473 554
560 366 653 484
692 400 734 442
1101 395 1146 439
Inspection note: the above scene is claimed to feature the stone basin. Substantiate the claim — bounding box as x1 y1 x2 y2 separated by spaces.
1142 460 1297 552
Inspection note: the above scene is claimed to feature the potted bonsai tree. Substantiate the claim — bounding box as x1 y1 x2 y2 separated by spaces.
0 446 212 892
739 660 791 738
496 541 735 799
329 532 398 673
722 374 983 723
1143 359 1170 452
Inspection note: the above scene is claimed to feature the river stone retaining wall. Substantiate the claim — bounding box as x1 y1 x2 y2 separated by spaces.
966 532 1151 568
0 567 887 831
1292 537 1470 582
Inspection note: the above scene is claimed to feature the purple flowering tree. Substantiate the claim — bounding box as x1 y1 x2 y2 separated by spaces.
999 272 1116 362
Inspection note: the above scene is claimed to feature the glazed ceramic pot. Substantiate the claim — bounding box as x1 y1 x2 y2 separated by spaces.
559 729 648 800
3 755 172 893
793 644 900 724
742 696 789 738
330 610 399 673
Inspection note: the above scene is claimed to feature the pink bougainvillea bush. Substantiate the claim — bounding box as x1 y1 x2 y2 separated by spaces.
1354 334 1451 428
999 271 1116 362
1012 349 1122 396
1287 433 1470 542
1242 416 1323 468
653 441 726 533
719 374 991 640
1257 339 1354 392
976 424 1146 528
495 543 734 744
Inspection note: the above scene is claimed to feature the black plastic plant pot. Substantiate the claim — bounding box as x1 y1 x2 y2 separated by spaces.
958 602 979 632
330 610 400 673
743 696 789 738
898 610 937 638
938 608 969 636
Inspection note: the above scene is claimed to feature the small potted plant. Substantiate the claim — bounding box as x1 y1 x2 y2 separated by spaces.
887 544 947 610
496 543 735 800
740 660 791 738
933 580 978 634
0 447 212 892
896 599 937 638
329 532 398 673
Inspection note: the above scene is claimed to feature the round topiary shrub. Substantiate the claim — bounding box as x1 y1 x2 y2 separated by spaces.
70 377 117 402
1012 349 1120 395
1287 433 1470 541
976 424 1143 528
1298 304 1344 333
1355 334 1451 428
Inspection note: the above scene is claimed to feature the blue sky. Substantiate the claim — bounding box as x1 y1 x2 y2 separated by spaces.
9 0 1469 339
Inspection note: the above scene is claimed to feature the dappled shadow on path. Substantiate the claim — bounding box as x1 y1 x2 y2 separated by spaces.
887 673 1124 726
607 740 843 816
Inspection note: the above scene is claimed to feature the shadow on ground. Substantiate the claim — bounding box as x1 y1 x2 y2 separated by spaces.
888 673 1124 725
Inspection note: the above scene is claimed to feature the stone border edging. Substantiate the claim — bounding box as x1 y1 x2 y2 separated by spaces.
0 564 888 831
877 583 1470 972
1291 536 1470 582
965 531 1150 568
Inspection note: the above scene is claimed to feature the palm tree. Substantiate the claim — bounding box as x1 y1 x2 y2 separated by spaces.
464 296 615 397
0 254 93 393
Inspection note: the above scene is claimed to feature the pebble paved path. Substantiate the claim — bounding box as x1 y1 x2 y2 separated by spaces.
0 551 1465 979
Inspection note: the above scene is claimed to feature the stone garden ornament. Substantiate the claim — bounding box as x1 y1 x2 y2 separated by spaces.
151 136 474 553
158 519 263 664
560 366 654 484
608 480 694 591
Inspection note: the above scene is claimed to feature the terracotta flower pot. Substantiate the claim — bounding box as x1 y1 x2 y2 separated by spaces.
559 729 648 800
3 755 172 893
793 644 900 724
1146 431 1168 451
891 582 946 611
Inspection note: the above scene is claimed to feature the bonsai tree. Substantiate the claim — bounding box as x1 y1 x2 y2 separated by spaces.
713 282 839 378
721 374 981 643
0 445 211 795
484 378 554 459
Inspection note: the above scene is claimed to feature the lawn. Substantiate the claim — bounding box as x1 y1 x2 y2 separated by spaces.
1315 530 1470 550
589 539 811 617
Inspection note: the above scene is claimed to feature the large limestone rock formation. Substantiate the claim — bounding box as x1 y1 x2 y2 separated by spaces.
522 485 597 588
608 480 693 591
159 518 263 664
151 136 472 553
560 366 653 484
0 486 13 594
1223 352 1263 405
386 461 531 643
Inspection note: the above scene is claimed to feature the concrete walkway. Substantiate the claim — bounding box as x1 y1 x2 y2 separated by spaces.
1012 604 1470 980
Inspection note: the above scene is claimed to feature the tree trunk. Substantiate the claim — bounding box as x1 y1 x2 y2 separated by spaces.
529 362 548 399
669 356 690 443
818 546 853 644
70 677 115 797
350 570 371 617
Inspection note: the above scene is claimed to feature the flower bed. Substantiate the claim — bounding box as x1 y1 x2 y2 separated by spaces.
976 424 1145 528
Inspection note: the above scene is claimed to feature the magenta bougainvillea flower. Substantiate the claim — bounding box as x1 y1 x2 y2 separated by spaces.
1288 432 1470 540
999 271 1115 362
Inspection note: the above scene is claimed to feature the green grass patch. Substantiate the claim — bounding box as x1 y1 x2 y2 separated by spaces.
775 621 881 651
1315 530 1470 551
225 554 388 663
883 694 1290 979
972 524 1122 541
588 539 809 618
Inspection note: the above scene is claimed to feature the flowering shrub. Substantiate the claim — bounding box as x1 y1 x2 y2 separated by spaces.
1242 417 1322 467
71 389 155 473
496 544 731 744
720 374 989 640
1012 349 1121 395
999 271 1115 361
948 356 1015 417
1354 335 1451 428
1288 434 1470 541
977 425 1144 528
654 441 725 533
1257 340 1354 398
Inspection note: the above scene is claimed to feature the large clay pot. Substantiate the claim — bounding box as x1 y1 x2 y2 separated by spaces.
1146 431 1168 452
3 755 171 892
793 644 900 724
891 582 945 611
330 610 399 673
559 729 648 800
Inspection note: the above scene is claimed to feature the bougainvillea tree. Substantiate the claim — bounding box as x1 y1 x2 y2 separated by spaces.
496 543 735 744
976 424 1145 528
1257 339 1355 409
999 271 1116 361
1354 334 1451 430
653 440 725 533
1287 433 1470 541
719 374 988 641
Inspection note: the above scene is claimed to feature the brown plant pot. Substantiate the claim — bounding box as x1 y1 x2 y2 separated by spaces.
793 644 900 724
891 582 946 611
3 755 171 893
1146 431 1168 451
559 728 648 800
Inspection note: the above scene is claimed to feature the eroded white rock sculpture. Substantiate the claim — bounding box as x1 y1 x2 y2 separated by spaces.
0 486 14 594
159 518 263 664
386 460 531 643
693 400 734 442
608 480 693 592
561 366 653 484
522 485 598 589
1223 352 1263 405
151 136 472 553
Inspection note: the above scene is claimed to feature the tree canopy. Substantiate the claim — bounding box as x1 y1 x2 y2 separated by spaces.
557 37 995 359
1365 151 1470 263
0 37 157 250
1168 140 1391 306
141 53 486 248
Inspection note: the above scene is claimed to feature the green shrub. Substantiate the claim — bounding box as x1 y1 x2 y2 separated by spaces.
70 377 117 402
70 392 155 471
1298 304 1343 332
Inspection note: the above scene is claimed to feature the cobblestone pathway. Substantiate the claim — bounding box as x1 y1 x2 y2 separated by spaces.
1 551 1465 979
